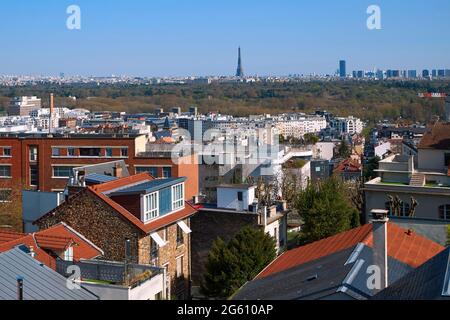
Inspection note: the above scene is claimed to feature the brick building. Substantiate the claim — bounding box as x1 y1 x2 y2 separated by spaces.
35 173 197 299
0 133 198 200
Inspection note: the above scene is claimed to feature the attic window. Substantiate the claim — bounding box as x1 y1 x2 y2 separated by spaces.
143 192 159 222
172 183 184 211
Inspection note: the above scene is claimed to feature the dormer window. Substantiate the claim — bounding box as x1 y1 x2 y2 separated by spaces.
143 192 159 222
172 183 184 211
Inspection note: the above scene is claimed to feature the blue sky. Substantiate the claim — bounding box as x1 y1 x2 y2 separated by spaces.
0 0 449 76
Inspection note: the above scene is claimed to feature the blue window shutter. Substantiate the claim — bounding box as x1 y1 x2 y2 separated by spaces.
159 187 172 216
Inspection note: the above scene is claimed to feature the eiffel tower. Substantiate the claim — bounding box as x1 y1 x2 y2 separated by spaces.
235 47 244 77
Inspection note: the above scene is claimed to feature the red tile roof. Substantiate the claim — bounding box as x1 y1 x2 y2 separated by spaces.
88 173 197 234
418 122 450 150
257 222 445 279
0 229 26 244
0 223 103 267
36 223 103 260
334 158 362 173
0 235 56 270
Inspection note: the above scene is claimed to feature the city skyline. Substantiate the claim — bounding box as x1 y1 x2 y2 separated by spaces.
0 0 449 76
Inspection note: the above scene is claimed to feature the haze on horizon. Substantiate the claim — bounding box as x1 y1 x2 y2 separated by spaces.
0 0 449 77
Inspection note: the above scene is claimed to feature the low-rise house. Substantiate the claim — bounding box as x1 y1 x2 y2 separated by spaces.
191 184 288 291
333 158 362 182
233 215 444 300
0 246 98 300
364 122 450 244
0 222 103 269
35 172 197 299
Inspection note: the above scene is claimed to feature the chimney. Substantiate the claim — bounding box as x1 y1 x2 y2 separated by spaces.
113 164 123 178
17 277 24 300
371 209 389 290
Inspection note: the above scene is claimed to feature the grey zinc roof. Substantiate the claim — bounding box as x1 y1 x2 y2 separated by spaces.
85 173 118 184
109 177 186 196
233 244 414 301
372 248 450 300
0 247 98 300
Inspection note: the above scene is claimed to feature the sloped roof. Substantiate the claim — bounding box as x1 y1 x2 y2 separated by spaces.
257 222 445 279
233 245 414 300
0 247 98 300
0 230 26 244
89 173 197 234
373 248 450 300
109 177 186 196
418 123 450 150
36 223 103 260
0 235 56 270
334 158 362 173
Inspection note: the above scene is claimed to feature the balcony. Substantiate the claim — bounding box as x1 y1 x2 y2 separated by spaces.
56 259 165 300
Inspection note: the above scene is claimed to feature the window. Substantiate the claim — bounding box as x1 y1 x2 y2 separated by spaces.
162 167 172 178
176 256 184 279
52 148 61 157
176 225 184 246
105 148 113 157
0 189 12 202
3 147 11 157
237 191 243 202
439 205 450 220
53 166 75 178
29 146 38 161
67 148 75 157
162 228 168 242
172 184 184 211
143 192 159 222
0 166 11 178
64 247 74 262
79 148 101 157
30 166 38 186
121 148 128 157
136 167 158 178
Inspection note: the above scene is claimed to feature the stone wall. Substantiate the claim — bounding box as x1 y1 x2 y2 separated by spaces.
36 190 143 262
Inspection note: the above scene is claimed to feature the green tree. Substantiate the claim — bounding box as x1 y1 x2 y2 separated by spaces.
295 177 360 244
363 156 380 181
337 138 351 159
303 133 320 145
201 227 276 299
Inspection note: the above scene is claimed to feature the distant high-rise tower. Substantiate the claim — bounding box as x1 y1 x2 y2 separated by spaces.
236 47 244 77
339 60 346 78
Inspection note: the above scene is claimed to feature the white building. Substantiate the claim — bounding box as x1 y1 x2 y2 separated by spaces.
330 116 363 136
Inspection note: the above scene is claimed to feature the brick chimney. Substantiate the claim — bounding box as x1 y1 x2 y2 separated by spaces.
371 209 389 290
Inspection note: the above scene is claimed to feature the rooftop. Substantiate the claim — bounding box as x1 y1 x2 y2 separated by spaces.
109 177 187 196
0 247 98 300
257 222 445 279
418 122 450 150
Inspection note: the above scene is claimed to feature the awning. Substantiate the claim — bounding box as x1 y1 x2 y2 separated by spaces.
150 232 167 247
177 221 192 234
